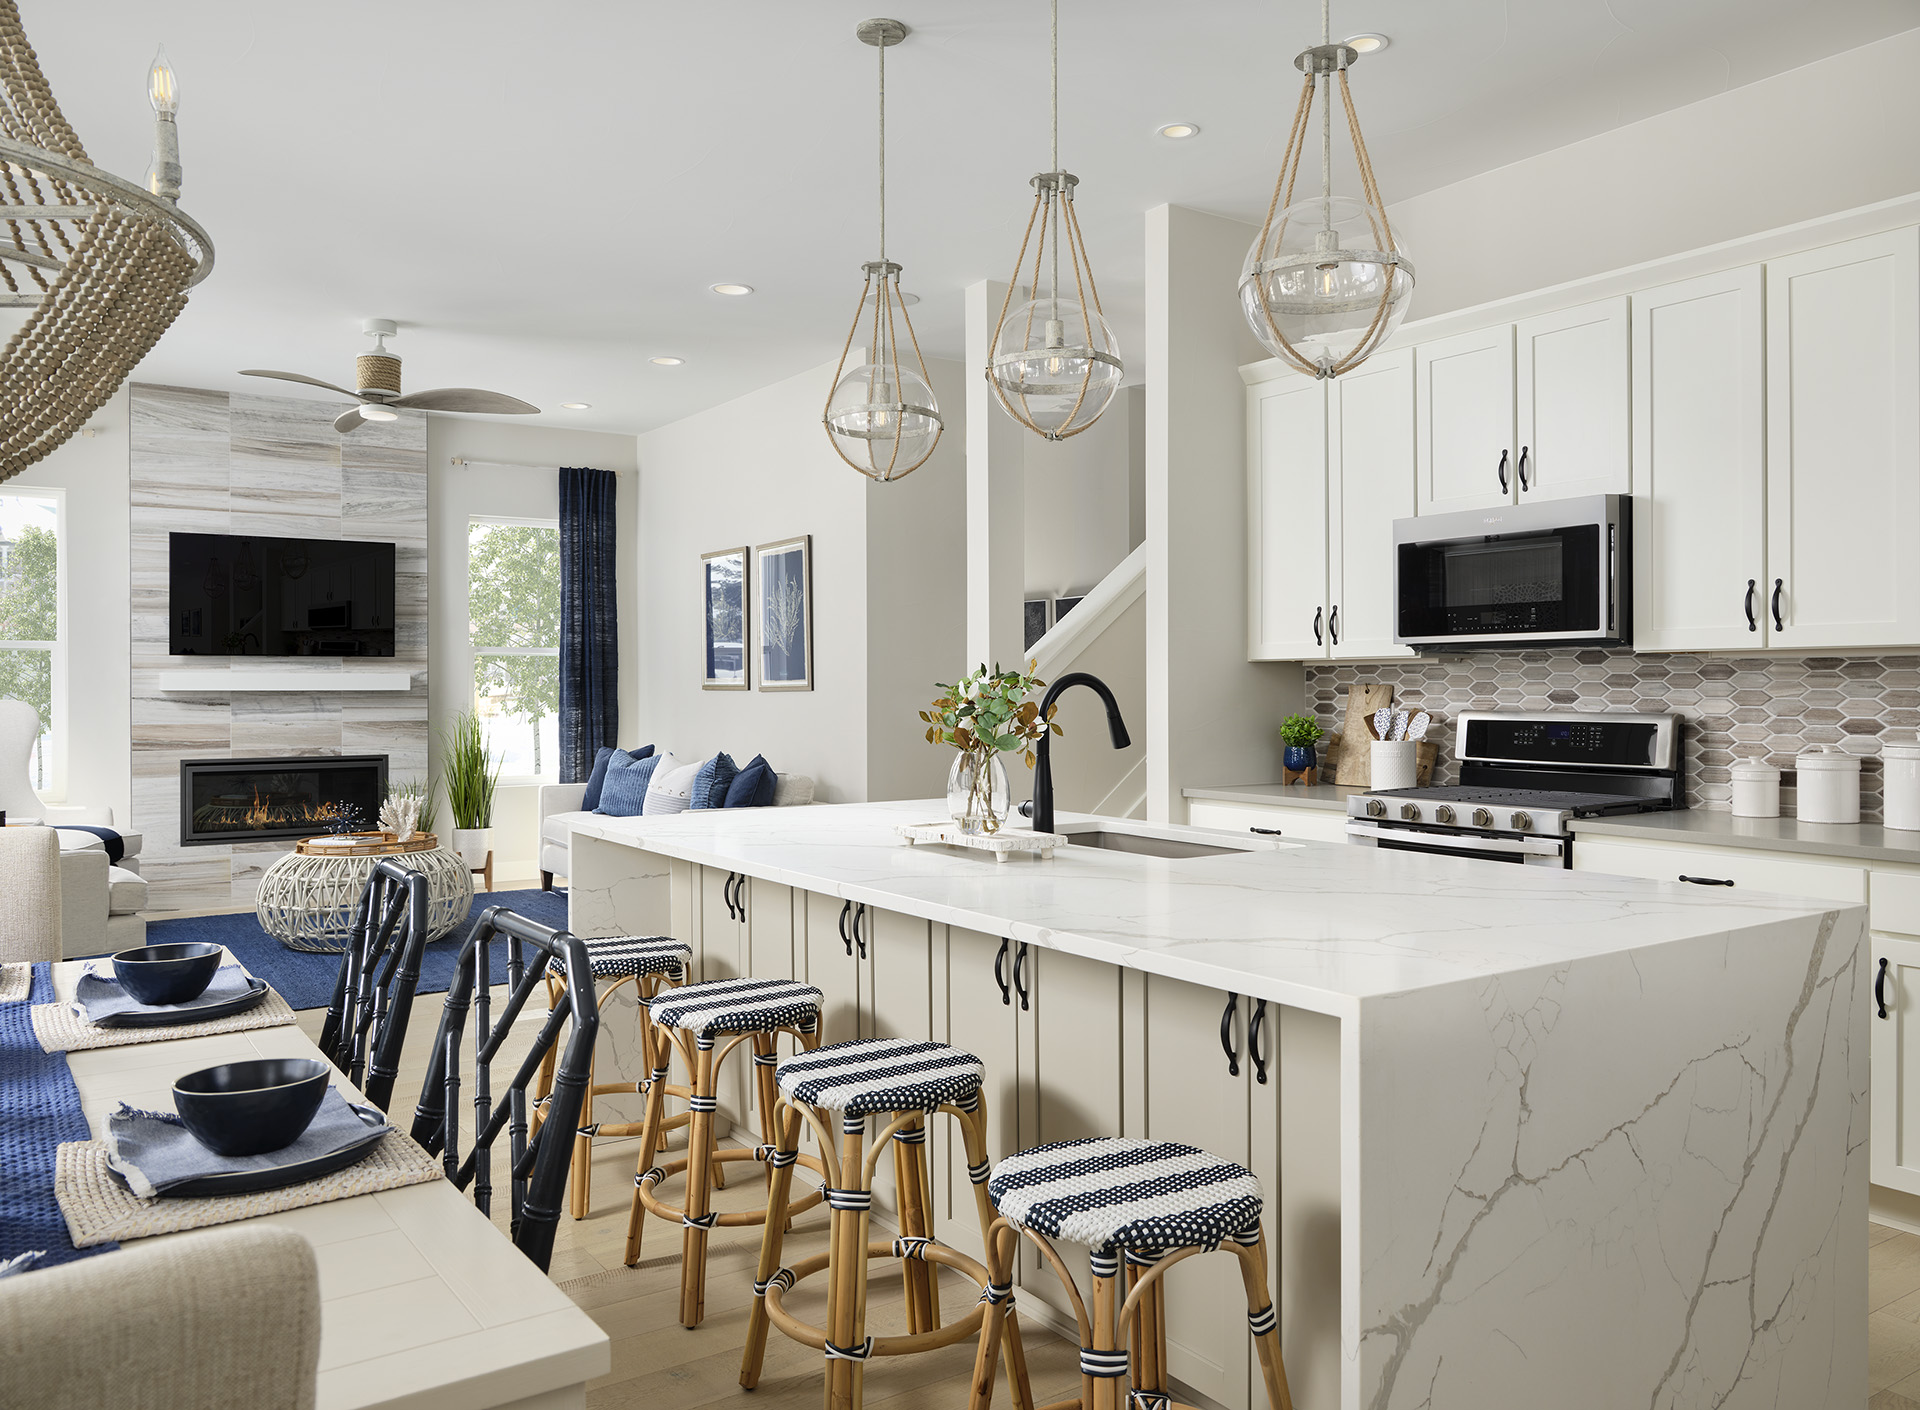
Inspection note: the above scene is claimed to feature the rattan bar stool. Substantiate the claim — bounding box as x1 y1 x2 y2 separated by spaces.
530 935 695 1218
969 1137 1294 1410
626 975 830 1328
740 1037 1032 1410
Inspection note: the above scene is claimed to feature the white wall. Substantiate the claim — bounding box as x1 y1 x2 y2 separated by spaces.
1023 408 1132 600
426 417 639 881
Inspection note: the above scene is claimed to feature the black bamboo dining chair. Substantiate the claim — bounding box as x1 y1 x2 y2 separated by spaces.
409 904 599 1274
316 859 430 1113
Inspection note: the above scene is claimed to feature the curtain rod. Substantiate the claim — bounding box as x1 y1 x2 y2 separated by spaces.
446 457 626 476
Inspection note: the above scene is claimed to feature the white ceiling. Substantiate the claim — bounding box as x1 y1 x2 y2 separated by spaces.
25 1 1920 437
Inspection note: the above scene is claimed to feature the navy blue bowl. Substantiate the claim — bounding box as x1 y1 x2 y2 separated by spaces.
173 1058 329 1157
112 942 222 1006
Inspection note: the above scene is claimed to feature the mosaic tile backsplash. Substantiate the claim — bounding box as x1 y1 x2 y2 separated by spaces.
1307 651 1920 822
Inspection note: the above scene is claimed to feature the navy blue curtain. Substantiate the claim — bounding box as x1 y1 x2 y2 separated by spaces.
559 466 619 783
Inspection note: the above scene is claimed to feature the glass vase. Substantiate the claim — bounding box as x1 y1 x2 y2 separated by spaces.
947 751 1011 835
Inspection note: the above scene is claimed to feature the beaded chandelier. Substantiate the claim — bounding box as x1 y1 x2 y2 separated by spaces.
0 2 214 482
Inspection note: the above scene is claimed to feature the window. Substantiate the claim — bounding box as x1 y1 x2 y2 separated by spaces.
0 490 63 796
469 518 560 781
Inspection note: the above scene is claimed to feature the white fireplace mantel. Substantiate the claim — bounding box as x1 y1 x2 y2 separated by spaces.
156 670 416 693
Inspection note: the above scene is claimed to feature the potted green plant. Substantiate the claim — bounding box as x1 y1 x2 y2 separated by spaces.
440 711 500 869
1279 714 1325 775
922 662 1060 834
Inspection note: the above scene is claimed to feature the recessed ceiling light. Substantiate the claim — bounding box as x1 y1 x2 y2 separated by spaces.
710 282 754 296
1345 32 1390 53
898 292 921 307
1156 122 1200 140
648 356 685 367
561 402 591 410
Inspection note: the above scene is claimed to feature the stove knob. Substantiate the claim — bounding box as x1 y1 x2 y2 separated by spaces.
1400 802 1421 821
1511 811 1533 832
1434 804 1455 825
1472 807 1494 828
1366 798 1387 818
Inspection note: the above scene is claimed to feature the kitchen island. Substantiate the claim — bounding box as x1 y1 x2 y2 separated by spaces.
564 801 1866 1410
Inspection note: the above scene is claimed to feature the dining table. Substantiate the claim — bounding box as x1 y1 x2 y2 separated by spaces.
7 954 611 1410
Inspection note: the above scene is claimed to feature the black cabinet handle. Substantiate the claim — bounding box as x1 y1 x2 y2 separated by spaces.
838 899 853 956
1312 607 1323 646
1328 605 1339 646
1678 874 1735 887
1516 445 1530 492
853 903 867 960
1249 826 1284 836
994 938 1011 1007
1219 992 1241 1077
1744 579 1757 633
1248 999 1270 1085
1013 942 1030 1011
1497 449 1509 494
1771 578 1785 633
733 874 747 923
1879 957 1892 1020
722 873 739 921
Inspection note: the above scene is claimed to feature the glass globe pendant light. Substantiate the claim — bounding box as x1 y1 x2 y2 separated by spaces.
823 18 943 483
1239 0 1414 379
987 0 1122 441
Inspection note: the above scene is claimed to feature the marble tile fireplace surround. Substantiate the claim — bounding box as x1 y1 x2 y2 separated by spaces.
131 384 429 911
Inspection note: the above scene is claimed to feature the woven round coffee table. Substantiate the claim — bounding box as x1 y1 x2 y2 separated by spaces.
255 841 475 954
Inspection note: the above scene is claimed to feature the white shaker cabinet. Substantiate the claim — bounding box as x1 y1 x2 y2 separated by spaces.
1415 324 1515 513
1515 296 1630 501
1766 228 1920 650
1328 348 1416 659
1630 266 1767 651
1246 373 1329 659
1872 935 1920 1199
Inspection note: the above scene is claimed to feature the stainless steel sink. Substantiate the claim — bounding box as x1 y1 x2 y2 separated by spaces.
1065 829 1248 860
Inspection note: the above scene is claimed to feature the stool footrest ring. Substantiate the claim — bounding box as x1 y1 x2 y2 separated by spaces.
760 1238 993 1359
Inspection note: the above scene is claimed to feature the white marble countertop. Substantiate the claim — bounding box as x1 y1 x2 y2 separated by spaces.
571 800 1852 1018
1571 806 1920 864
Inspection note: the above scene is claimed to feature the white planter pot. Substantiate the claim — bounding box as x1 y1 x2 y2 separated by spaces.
451 827 492 870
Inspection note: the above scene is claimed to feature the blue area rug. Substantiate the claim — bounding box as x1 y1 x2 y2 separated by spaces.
134 888 570 1013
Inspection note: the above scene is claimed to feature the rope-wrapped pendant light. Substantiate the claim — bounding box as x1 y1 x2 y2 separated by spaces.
823 18 942 483
1238 0 1411 379
0 1 214 481
986 0 1122 441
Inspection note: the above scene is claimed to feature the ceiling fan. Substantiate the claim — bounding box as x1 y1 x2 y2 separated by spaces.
241 319 540 433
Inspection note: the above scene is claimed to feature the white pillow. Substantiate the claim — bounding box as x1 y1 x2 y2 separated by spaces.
643 755 701 816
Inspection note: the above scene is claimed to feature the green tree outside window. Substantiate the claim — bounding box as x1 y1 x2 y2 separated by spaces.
468 522 560 778
0 509 57 790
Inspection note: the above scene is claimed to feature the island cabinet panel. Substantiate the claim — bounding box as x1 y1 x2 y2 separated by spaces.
1186 799 1352 844
802 892 866 1048
743 878 795 982
936 925 1023 1269
696 865 745 981
1873 936 1920 1197
864 906 934 1219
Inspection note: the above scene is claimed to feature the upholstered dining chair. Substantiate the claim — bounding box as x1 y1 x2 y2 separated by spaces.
0 823 61 964
0 1225 322 1409
317 858 430 1112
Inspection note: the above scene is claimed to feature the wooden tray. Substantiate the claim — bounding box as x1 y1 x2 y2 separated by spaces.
896 821 1071 862
294 831 439 857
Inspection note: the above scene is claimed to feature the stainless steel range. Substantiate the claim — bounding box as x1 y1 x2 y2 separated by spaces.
1346 710 1682 866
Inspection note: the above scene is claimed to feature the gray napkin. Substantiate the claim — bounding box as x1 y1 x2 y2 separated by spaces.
72 964 258 1025
105 1089 390 1199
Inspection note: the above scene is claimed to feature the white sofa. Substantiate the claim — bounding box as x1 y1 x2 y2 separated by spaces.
537 772 816 890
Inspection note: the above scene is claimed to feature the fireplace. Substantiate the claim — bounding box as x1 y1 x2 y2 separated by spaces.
179 755 389 846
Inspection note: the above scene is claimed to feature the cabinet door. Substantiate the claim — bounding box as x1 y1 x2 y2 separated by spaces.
1767 228 1920 649
801 891 863 1049
1141 977 1252 1406
865 907 933 1218
743 879 794 982
1516 296 1629 501
1328 347 1415 659
1873 936 1920 1197
936 927 1022 1267
1186 799 1352 844
697 868 750 1127
1631 267 1767 651
1416 324 1516 513
1247 374 1329 660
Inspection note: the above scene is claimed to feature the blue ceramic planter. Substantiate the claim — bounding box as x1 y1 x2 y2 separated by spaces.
1283 744 1317 773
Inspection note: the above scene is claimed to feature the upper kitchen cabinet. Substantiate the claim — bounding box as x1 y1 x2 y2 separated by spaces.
1631 266 1767 651
1766 228 1920 650
1515 297 1630 501
1328 349 1415 659
1416 324 1515 513
1246 372 1329 660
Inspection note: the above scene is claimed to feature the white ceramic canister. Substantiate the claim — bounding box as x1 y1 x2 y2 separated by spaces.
1885 735 1920 832
1371 740 1419 791
1730 759 1782 819
1794 744 1862 825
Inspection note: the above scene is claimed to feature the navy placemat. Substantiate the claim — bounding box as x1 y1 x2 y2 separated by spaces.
0 963 117 1271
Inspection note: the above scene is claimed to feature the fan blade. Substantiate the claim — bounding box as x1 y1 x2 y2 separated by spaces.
389 388 540 415
241 369 360 398
332 406 369 434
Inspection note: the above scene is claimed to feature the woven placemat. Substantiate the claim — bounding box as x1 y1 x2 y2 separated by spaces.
31 986 298 1053
54 1129 443 1247
0 963 29 1004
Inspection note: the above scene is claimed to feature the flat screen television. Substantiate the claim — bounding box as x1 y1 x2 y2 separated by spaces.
169 532 397 657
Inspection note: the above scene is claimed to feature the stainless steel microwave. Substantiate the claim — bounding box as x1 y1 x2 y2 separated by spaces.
1392 494 1631 649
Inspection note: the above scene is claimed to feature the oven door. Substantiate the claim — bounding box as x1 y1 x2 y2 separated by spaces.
1347 820 1569 867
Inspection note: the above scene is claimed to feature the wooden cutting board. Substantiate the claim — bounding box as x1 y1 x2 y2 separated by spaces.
1334 683 1395 786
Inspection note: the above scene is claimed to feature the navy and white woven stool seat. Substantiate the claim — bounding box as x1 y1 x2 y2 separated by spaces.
648 976 822 1036
548 934 692 981
988 1137 1263 1256
776 1037 984 1118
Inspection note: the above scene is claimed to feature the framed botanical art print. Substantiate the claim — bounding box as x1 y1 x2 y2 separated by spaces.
756 534 813 691
702 546 748 690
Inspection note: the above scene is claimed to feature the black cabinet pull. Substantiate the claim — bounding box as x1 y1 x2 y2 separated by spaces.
722 873 739 921
1678 874 1735 887
1013 942 1030 1011
1249 826 1284 836
1879 957 1892 1020
1497 449 1510 494
1328 605 1339 646
838 899 853 956
1248 999 1270 1085
1771 578 1785 633
1517 445 1530 491
994 938 1011 1006
1219 993 1240 1076
853 903 868 960
733 874 747 923
1312 606 1323 646
1744 579 1757 633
